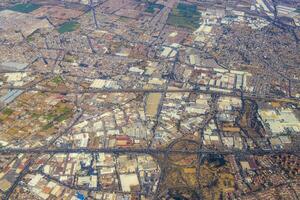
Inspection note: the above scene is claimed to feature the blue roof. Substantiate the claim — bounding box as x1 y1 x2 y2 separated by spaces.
0 90 23 104
76 192 85 200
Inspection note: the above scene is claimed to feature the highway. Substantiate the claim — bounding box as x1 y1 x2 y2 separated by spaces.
0 147 298 156
0 86 299 103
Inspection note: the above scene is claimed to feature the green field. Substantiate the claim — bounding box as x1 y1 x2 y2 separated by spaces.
64 54 79 63
2 108 14 116
42 107 72 130
52 76 64 84
26 35 35 42
9 3 40 13
167 3 201 30
58 21 80 34
145 3 164 13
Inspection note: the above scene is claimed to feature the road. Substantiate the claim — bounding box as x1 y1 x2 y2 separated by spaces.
3 159 33 200
89 0 99 29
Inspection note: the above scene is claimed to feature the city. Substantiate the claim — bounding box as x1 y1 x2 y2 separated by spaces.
0 0 299 199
